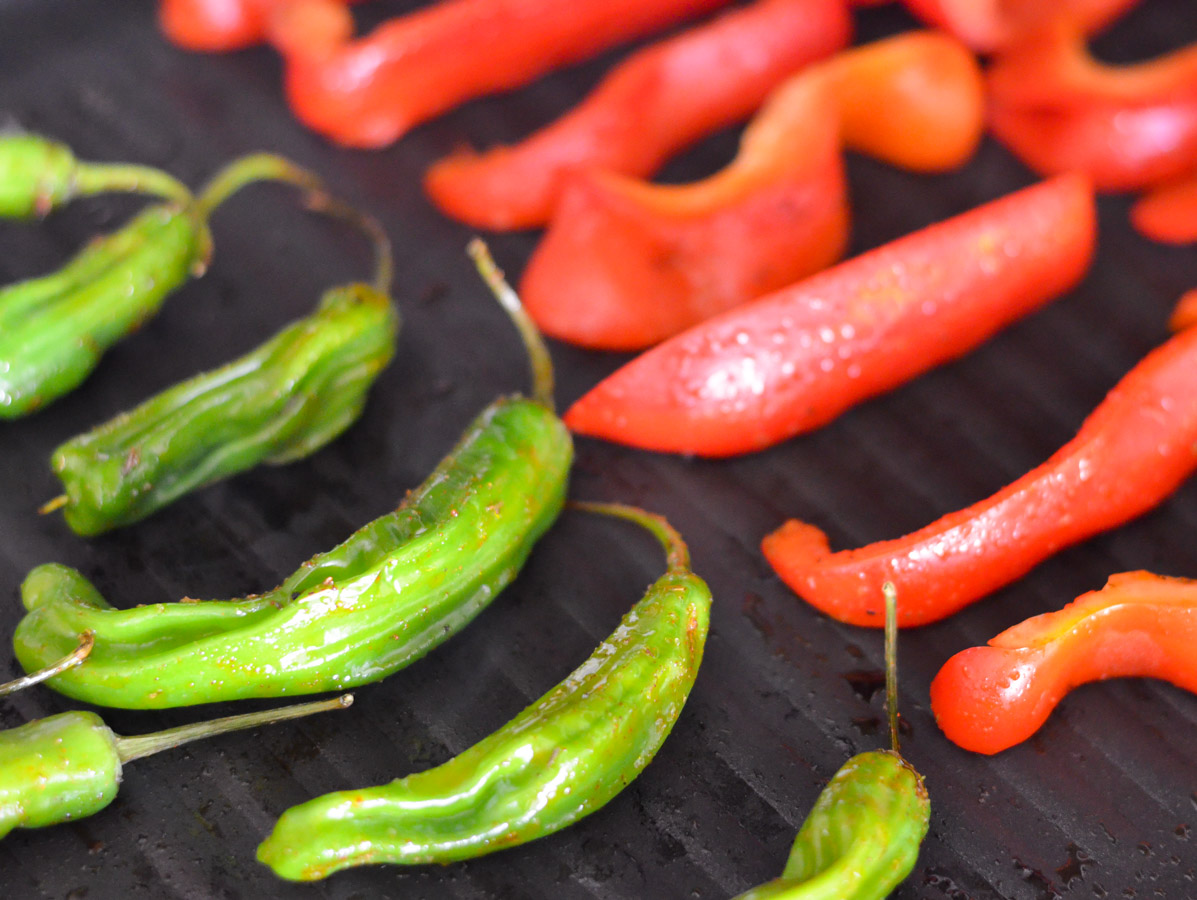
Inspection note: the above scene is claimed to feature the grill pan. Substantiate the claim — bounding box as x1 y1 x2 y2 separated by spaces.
1 2 1195 897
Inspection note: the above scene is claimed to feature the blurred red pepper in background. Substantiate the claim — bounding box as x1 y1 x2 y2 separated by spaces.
930 572 1197 754
565 173 1093 454
1132 174 1197 244
988 17 1197 190
763 322 1197 628
269 0 732 147
521 30 985 351
159 0 364 51
423 0 850 231
900 0 1140 52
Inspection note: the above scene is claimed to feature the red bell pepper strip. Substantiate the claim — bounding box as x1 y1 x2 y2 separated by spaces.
900 0 1141 53
930 571 1197 754
762 323 1197 628
1131 173 1197 245
273 0 733 148
519 71 848 351
158 0 361 51
988 18 1197 191
520 30 985 350
1168 288 1197 332
422 0 851 231
564 173 1094 453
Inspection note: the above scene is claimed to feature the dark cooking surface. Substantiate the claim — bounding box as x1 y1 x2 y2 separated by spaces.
1 2 1195 897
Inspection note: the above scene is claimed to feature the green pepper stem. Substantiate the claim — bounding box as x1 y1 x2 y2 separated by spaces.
570 501 691 574
304 192 394 295
38 494 68 515
192 152 325 221
72 162 192 206
0 631 93 697
467 238 556 412
883 581 899 755
113 694 353 764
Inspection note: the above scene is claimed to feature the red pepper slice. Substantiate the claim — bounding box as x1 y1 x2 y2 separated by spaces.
422 0 850 231
1168 287 1197 332
900 0 1141 53
930 571 1197 754
520 71 848 351
988 18 1197 190
274 0 733 148
762 323 1197 628
564 173 1094 455
1131 173 1197 245
158 0 360 51
520 30 985 351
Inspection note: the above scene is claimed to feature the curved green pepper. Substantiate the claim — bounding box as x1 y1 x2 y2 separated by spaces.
0 693 352 840
45 198 399 536
0 132 190 217
256 501 711 881
0 153 321 419
732 584 930 900
13 241 572 707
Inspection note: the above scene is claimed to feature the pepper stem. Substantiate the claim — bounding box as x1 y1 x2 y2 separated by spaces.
38 494 68 515
303 192 394 296
113 694 353 764
0 631 93 697
467 239 555 412
192 152 325 221
72 162 192 206
570 501 691 574
883 581 900 755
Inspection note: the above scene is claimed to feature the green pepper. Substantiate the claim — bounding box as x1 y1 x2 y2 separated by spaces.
12 241 572 707
0 692 352 840
256 500 711 881
732 584 930 900
0 152 321 419
43 196 399 535
0 132 190 217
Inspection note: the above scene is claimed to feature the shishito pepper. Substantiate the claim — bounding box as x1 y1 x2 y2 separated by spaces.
0 132 190 217
1132 173 1197 245
43 195 398 536
256 501 711 880
931 572 1197 755
733 585 929 899
900 0 1140 52
12 241 572 708
0 152 322 419
0 691 351 839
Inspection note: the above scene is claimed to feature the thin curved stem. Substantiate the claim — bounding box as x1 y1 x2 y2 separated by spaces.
72 162 192 205
571 501 691 574
193 153 324 221
0 631 93 697
467 239 555 411
884 581 899 755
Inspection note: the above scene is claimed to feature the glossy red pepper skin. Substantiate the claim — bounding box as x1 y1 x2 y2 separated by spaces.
158 0 360 51
565 173 1094 455
276 0 731 148
521 73 847 351
900 0 1140 52
1131 174 1197 245
422 0 850 230
988 19 1197 191
930 572 1197 754
520 30 984 351
1168 287 1197 332
763 323 1197 628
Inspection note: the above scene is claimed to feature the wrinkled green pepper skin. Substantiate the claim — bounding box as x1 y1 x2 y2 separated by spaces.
51 282 399 535
0 711 122 838
257 566 711 880
0 134 190 217
15 396 572 707
0 203 210 418
732 750 930 899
